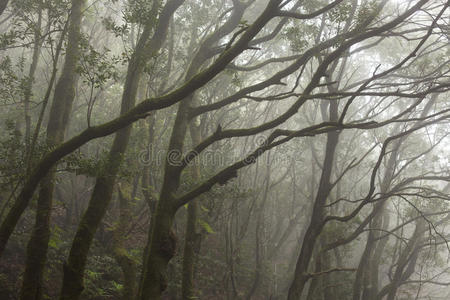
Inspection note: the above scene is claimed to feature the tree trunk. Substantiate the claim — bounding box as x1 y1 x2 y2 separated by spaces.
288 101 340 300
27 20 68 172
181 123 202 300
112 188 137 300
181 199 199 299
246 157 271 300
58 2 180 299
0 0 8 16
138 3 250 298
0 0 280 257
138 193 178 300
23 4 42 159
385 219 425 300
352 96 437 300
20 0 83 298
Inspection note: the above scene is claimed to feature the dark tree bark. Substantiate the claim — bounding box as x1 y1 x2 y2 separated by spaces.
287 101 340 300
58 2 182 299
20 0 84 298
138 2 282 299
0 0 8 16
23 3 42 158
0 0 276 257
112 187 137 300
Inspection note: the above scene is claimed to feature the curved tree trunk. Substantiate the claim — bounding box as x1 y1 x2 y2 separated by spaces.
0 0 281 257
287 48 345 297
137 2 257 298
287 117 339 299
138 0 279 300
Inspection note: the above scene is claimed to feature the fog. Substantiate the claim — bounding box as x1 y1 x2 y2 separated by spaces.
0 0 449 299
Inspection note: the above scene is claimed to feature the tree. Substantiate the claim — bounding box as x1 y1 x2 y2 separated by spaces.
20 0 83 298
58 1 183 299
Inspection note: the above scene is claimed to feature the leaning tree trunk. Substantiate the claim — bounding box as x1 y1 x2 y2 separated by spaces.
287 100 340 299
286 1 362 295
20 0 83 299
0 0 279 259
137 3 252 298
58 2 181 299
385 219 425 300
0 0 8 16
352 96 437 300
23 2 42 159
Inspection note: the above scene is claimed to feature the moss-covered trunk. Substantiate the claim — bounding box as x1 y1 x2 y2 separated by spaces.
58 42 144 300
0 1 279 258
181 200 199 299
138 3 254 297
138 196 178 300
20 0 83 298
113 188 137 300
58 2 181 299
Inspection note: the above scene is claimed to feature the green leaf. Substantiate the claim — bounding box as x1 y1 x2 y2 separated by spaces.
48 238 58 249
112 281 123 291
198 219 215 234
